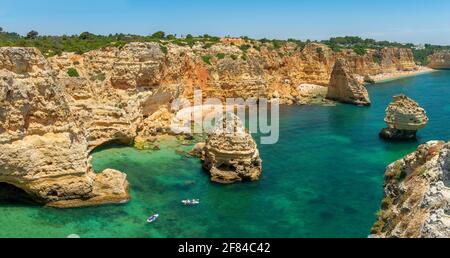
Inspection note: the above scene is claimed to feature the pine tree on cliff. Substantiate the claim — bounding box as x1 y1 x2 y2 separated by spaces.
26 30 39 39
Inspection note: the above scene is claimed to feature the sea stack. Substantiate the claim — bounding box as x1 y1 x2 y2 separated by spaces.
199 113 262 184
380 95 429 140
326 59 371 106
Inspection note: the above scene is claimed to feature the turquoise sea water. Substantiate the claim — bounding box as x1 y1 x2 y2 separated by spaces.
1 71 449 238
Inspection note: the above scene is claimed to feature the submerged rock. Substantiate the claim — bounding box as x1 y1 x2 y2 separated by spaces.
189 142 206 158
200 114 262 184
326 59 371 106
380 95 428 141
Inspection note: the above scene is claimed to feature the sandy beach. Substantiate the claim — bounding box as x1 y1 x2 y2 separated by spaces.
370 66 436 83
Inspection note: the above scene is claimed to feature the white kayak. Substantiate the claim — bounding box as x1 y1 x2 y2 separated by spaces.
182 199 200 206
147 214 159 223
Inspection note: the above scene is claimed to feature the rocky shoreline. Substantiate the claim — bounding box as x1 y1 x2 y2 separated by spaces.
0 40 448 210
372 141 450 238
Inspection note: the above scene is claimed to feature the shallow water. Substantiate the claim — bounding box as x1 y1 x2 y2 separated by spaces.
1 71 449 238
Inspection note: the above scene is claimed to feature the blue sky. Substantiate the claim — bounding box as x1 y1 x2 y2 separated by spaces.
1 0 450 44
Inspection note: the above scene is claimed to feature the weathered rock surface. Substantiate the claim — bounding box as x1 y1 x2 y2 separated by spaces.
372 141 450 238
380 95 428 140
49 42 418 106
326 59 371 106
0 48 130 207
428 50 450 70
199 114 262 184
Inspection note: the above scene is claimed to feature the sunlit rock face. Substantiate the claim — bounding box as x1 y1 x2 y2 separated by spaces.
428 50 450 70
326 59 371 106
372 141 450 238
200 114 262 184
0 47 130 208
380 95 429 140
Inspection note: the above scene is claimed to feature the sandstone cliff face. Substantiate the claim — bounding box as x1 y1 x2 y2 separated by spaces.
380 95 428 140
0 48 129 207
372 141 450 238
326 59 371 106
428 50 450 70
48 42 417 106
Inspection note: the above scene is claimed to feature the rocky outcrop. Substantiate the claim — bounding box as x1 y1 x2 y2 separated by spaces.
380 95 428 140
326 59 371 106
198 114 262 184
363 75 376 84
427 50 450 70
0 48 130 207
372 141 450 238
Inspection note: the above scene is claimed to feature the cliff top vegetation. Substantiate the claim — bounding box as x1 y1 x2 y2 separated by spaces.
1 28 449 65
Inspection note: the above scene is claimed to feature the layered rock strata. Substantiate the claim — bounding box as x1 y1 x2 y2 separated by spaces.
0 48 130 207
372 141 450 238
48 42 418 106
380 95 428 140
326 59 371 106
196 114 262 184
427 50 450 70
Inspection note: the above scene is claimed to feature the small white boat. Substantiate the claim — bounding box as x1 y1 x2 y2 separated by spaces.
147 214 159 223
182 199 200 206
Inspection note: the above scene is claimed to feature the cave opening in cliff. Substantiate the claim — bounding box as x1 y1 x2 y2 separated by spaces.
89 139 132 155
0 183 42 206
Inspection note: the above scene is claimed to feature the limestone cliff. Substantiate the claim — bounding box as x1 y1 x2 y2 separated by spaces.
428 50 450 70
372 141 450 238
48 42 417 106
0 48 129 207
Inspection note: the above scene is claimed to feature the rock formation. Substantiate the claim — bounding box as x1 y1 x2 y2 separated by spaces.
380 95 428 140
427 50 450 70
0 41 420 207
372 140 450 238
49 42 417 105
0 48 130 207
198 114 262 184
363 75 376 84
326 59 371 106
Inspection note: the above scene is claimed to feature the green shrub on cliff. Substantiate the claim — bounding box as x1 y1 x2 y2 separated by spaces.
202 55 213 65
373 52 383 64
216 53 225 59
273 40 282 49
352 45 367 56
160 45 168 54
67 68 80 77
239 44 251 52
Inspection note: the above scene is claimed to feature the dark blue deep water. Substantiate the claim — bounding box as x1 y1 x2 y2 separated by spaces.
1 71 449 238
